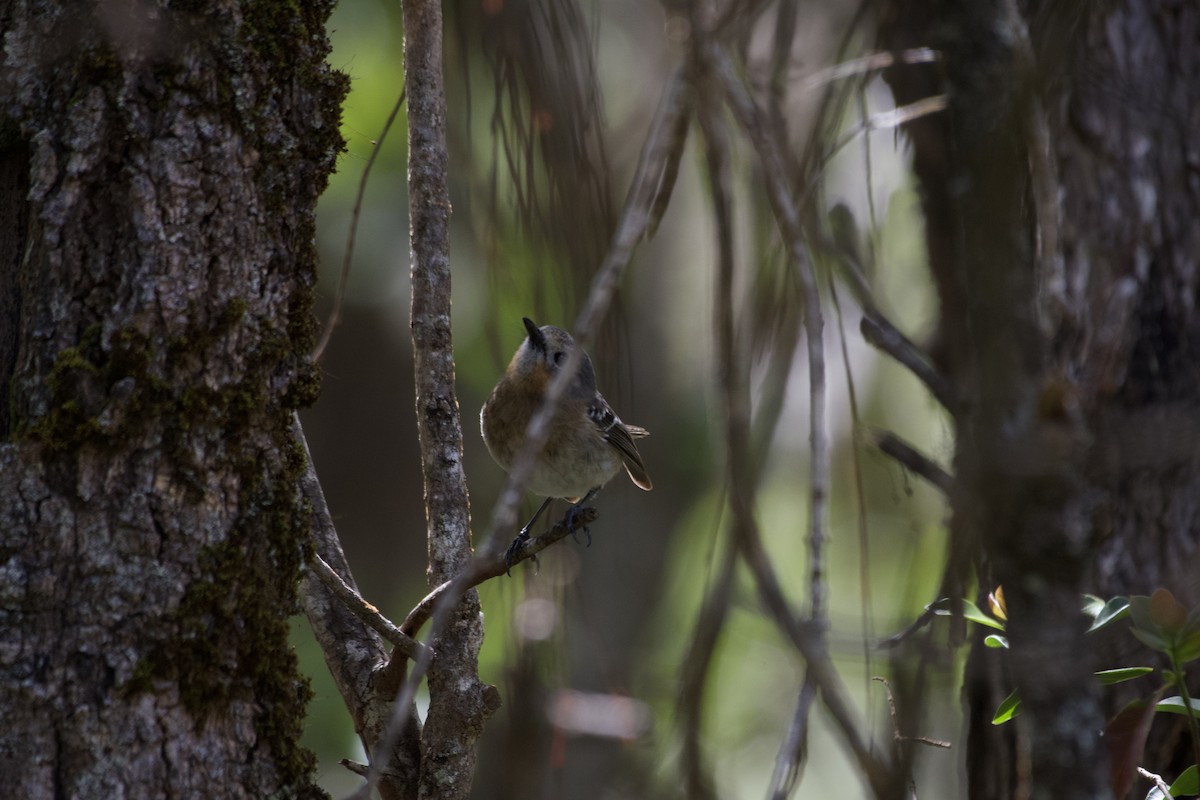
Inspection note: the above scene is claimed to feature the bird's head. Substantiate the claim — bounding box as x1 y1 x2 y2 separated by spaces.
510 317 596 396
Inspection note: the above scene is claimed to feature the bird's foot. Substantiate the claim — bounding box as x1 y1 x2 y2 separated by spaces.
504 530 533 575
565 504 593 548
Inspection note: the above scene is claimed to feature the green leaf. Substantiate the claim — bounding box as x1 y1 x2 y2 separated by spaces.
992 689 1021 725
1150 588 1189 634
1171 765 1200 796
1094 667 1153 685
1082 594 1106 619
1086 596 1130 633
1131 625 1170 654
984 634 1009 649
1155 696 1200 716
962 599 1006 631
929 598 1006 630
1176 630 1200 665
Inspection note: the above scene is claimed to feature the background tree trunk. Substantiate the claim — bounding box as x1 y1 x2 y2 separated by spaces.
0 2 345 796
884 0 1200 796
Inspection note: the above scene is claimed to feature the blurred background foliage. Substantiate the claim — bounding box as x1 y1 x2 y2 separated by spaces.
297 1 957 797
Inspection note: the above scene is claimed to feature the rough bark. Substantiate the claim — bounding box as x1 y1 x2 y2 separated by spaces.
882 0 1200 797
403 1 495 798
0 2 345 797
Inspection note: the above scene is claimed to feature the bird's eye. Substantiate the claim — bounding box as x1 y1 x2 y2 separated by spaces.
552 351 566 366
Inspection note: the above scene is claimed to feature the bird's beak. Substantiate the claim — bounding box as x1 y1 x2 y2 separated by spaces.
522 317 546 352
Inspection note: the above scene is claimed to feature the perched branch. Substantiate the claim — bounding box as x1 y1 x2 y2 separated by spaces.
873 429 954 493
860 311 960 414
399 506 597 638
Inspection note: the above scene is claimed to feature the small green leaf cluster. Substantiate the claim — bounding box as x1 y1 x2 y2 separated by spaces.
942 587 1200 798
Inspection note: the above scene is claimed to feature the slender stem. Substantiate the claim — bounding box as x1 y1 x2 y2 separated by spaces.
1171 657 1200 769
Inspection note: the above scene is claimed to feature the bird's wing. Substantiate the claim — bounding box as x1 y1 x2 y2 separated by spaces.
590 395 653 491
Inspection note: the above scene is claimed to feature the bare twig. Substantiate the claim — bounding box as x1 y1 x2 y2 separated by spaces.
678 59 739 800
831 95 948 152
1137 767 1175 800
704 37 830 625
860 311 960 414
307 552 426 660
294 413 421 796
678 539 735 800
875 678 951 749
876 601 945 649
768 678 818 799
312 90 407 363
801 49 941 92
873 429 954 494
697 36 894 797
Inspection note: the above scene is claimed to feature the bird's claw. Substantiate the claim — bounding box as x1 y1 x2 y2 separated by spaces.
565 504 593 547
504 531 530 575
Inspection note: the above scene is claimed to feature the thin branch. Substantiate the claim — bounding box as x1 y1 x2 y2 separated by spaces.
768 678 818 799
697 36 894 797
678 537 735 800
399 505 596 638
830 95 948 152
875 677 951 749
307 552 427 660
876 601 947 649
312 90 407 363
643 93 693 241
703 37 830 627
872 429 954 494
801 48 941 92
1137 767 1174 800
678 56 738 800
294 413 421 796
860 311 960 414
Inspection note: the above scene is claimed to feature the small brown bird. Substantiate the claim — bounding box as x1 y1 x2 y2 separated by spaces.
481 318 651 567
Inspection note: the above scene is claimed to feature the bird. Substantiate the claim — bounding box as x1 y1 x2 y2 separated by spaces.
480 317 652 569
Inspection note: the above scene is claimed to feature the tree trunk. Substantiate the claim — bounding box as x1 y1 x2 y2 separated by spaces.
0 2 345 797
883 0 1199 797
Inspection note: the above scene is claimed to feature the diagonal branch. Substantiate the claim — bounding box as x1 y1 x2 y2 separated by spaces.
293 414 421 797
399 506 596 638
307 552 426 659
860 311 960 414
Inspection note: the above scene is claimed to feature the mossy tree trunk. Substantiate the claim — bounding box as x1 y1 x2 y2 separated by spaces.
0 2 345 797
883 0 1200 797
